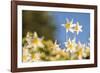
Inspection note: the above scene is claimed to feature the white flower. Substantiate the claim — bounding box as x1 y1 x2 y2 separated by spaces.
32 32 44 49
53 40 61 51
62 18 74 32
76 41 84 59
31 52 41 61
26 32 32 45
83 46 90 58
22 48 31 62
65 38 76 53
73 22 82 35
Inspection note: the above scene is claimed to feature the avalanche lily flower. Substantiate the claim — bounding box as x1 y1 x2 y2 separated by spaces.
22 48 31 62
76 42 84 59
53 40 61 51
32 32 44 49
73 22 82 35
65 38 76 53
83 46 90 58
31 52 41 61
62 18 74 32
26 32 32 45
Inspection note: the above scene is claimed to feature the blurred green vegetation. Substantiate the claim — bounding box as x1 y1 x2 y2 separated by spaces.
22 10 56 41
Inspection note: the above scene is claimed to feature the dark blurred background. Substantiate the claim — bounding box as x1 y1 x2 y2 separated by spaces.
22 10 56 41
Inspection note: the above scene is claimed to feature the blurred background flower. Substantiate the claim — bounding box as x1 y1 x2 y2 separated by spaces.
22 32 90 62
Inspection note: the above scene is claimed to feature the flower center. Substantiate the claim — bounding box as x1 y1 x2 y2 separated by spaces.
65 23 71 29
67 42 74 49
74 25 79 31
32 38 39 44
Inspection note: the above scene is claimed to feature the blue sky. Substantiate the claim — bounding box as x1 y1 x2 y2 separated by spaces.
49 11 90 48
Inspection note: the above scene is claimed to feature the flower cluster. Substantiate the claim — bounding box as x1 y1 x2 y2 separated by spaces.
22 19 90 63
62 18 82 35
